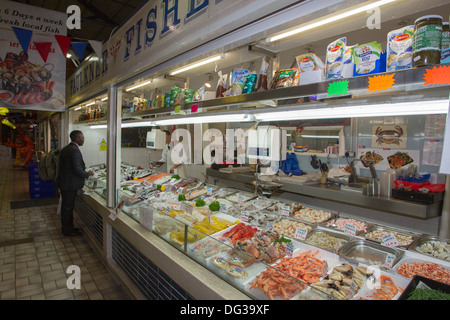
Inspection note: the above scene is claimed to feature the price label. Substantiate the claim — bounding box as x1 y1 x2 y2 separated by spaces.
143 180 152 187
381 233 399 248
219 203 227 213
285 242 294 257
384 253 396 269
207 187 213 195
294 227 308 241
280 205 290 216
177 187 184 194
240 211 249 221
181 202 193 215
171 202 181 210
344 223 357 236
238 194 245 203
266 221 274 231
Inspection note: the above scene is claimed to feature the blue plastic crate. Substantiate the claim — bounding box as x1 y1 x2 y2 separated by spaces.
30 189 57 199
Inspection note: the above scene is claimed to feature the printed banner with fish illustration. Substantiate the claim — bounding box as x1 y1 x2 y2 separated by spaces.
0 30 65 111
357 148 420 171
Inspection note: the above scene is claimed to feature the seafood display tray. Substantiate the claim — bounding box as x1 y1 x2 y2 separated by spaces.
304 229 353 253
393 257 450 282
358 224 420 249
294 209 339 225
338 239 404 269
407 234 450 262
225 191 257 203
319 214 375 233
398 275 450 300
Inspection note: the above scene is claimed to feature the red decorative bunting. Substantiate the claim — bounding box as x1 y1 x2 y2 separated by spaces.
423 65 450 86
33 42 52 63
55 35 72 57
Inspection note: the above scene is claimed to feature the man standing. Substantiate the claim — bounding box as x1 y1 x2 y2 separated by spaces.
57 130 93 236
149 129 186 177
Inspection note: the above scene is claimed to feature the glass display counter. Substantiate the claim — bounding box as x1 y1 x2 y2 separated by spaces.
80 167 449 300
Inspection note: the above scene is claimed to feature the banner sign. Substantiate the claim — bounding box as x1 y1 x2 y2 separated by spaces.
0 0 67 112
0 0 67 36
66 0 300 104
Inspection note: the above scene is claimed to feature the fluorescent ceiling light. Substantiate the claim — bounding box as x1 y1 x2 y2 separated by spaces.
121 121 155 128
74 106 82 111
154 113 251 126
254 100 449 121
86 102 96 107
126 80 152 92
101 97 108 101
90 124 107 129
267 0 396 42
301 135 339 139
170 54 224 76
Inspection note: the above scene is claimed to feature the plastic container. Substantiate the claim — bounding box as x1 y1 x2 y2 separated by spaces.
413 15 443 67
441 22 450 63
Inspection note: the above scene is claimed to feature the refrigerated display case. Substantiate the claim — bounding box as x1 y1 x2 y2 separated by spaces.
66 0 450 300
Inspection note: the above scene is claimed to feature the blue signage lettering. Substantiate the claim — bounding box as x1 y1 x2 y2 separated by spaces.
135 18 143 55
161 0 180 37
186 0 208 22
145 6 157 47
124 25 134 62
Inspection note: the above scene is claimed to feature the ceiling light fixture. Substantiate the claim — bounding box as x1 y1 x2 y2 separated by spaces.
267 0 397 42
170 54 225 76
154 113 251 126
254 100 449 121
126 80 153 92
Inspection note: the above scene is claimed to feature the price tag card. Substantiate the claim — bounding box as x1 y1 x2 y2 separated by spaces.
240 211 249 222
384 253 396 269
207 187 213 195
181 202 193 215
143 180 152 187
280 205 290 216
219 203 227 213
177 187 184 194
285 242 294 257
238 194 245 203
139 206 155 231
266 221 274 231
344 223 357 236
381 233 399 248
294 227 308 241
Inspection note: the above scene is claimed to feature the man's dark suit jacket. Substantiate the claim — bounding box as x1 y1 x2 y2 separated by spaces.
57 142 89 191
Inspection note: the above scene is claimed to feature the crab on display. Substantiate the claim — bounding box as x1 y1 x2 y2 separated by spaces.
374 125 404 145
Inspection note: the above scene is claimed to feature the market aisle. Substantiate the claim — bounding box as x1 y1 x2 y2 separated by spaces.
0 158 131 300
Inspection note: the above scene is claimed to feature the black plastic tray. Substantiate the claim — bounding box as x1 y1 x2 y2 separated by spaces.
398 275 450 300
392 189 443 204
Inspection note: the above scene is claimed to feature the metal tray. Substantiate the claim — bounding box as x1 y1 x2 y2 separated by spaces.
359 224 420 249
338 239 404 269
294 208 338 225
320 214 374 233
304 228 352 253
271 214 317 239
407 234 450 262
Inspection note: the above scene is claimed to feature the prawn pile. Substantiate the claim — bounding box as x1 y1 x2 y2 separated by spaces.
363 275 403 300
249 251 325 300
396 261 450 285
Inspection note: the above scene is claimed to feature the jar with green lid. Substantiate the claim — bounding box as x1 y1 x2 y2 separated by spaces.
441 22 450 64
413 15 443 67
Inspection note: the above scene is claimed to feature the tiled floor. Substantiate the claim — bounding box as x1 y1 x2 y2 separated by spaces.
0 158 131 300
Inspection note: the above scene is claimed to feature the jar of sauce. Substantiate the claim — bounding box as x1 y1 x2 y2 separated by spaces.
441 22 450 64
413 15 443 67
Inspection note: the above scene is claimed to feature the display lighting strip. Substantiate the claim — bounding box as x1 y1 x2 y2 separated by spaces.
89 100 448 129
126 80 152 92
253 100 449 121
153 113 252 125
169 54 225 76
267 0 397 42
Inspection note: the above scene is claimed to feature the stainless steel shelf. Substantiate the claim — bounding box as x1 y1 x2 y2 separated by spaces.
122 63 450 119
206 168 443 220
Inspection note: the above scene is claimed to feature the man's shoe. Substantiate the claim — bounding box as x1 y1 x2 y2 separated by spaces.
63 231 81 237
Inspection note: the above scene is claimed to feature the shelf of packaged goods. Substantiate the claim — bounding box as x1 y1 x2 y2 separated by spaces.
205 168 443 220
121 63 450 119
